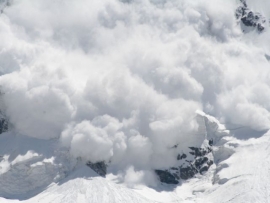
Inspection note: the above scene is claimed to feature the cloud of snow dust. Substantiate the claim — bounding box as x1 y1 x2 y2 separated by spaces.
0 0 270 181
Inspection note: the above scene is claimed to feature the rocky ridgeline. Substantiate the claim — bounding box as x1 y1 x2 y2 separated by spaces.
155 140 214 184
236 0 268 33
155 111 230 184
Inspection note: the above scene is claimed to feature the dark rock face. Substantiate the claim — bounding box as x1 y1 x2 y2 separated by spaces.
86 161 107 177
177 153 187 160
208 139 213 146
0 116 8 134
155 169 179 184
0 112 8 134
189 146 211 158
179 145 213 180
179 166 197 180
154 112 232 184
235 0 267 33
155 141 213 184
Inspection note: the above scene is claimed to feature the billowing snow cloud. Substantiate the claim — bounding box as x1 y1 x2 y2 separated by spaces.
0 0 270 172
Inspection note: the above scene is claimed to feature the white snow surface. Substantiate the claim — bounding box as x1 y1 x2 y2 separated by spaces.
1 113 270 203
0 0 270 202
2 131 270 202
26 167 157 203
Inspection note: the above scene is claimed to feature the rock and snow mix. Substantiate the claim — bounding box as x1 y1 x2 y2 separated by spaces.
0 0 270 202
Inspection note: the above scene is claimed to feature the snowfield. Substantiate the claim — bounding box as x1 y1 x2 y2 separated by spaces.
1 0 270 202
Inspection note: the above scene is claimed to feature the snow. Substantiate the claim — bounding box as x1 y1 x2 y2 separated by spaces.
0 133 66 199
135 132 270 203
202 133 270 203
1 124 270 202
0 0 270 202
26 166 157 203
1 110 270 203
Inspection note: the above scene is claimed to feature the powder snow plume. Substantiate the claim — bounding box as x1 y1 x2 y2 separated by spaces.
0 0 270 187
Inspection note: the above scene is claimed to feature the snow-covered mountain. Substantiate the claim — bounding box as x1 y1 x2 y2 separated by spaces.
0 0 270 202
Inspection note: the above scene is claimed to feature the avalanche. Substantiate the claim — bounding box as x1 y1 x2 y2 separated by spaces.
0 0 270 202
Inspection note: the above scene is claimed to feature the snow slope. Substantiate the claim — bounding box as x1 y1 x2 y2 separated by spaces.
2 132 270 203
202 133 270 203
1 112 270 203
135 132 270 203
26 166 157 203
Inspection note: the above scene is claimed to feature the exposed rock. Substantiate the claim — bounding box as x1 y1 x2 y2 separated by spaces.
180 166 197 180
0 116 8 134
177 153 187 160
189 146 211 158
155 141 213 184
208 139 213 146
235 0 267 33
155 169 179 184
155 111 230 184
179 144 213 180
86 161 107 177
199 166 209 174
0 112 8 134
194 157 208 168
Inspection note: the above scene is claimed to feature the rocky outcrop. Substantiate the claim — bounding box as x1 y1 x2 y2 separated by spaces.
0 111 8 134
155 169 179 184
236 0 267 33
155 141 213 184
86 161 107 177
0 114 8 134
180 145 213 180
155 111 230 184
